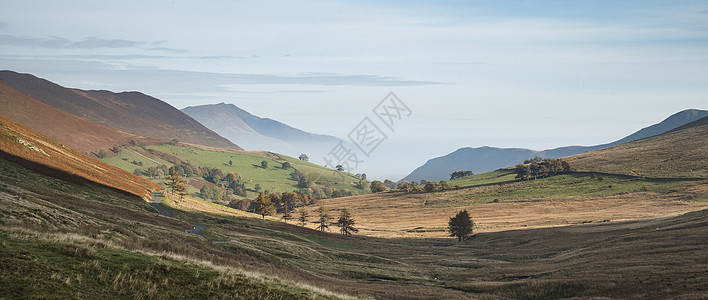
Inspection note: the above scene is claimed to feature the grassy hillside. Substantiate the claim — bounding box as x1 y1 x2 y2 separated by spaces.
567 116 708 179
0 80 151 154
0 70 239 150
311 170 708 236
0 114 160 200
102 143 365 198
3 157 708 299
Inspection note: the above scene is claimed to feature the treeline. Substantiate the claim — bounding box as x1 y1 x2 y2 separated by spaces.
450 170 474 180
514 157 571 180
292 170 358 199
231 191 318 216
393 180 456 194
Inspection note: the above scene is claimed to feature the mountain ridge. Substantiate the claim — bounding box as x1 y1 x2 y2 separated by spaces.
0 70 240 150
402 109 708 182
182 103 347 164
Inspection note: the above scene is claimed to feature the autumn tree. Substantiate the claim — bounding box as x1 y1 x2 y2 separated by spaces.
297 207 309 227
335 208 358 236
448 210 474 242
254 192 275 219
164 170 186 196
370 180 386 193
282 202 292 223
314 206 331 232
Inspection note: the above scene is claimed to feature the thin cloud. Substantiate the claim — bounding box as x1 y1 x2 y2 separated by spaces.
0 34 152 49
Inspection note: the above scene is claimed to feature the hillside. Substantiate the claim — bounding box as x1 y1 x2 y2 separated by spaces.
3 154 707 299
101 143 366 199
0 80 159 154
402 109 708 182
0 71 240 150
0 114 160 200
182 103 347 164
567 116 708 179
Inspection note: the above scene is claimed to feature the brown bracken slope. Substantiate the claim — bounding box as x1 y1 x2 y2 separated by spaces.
0 114 161 200
0 70 240 150
567 116 708 179
0 80 159 154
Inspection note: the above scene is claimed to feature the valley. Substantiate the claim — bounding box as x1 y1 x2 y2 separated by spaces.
1 70 706 299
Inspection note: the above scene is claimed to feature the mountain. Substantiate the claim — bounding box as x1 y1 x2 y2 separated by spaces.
0 114 160 199
567 116 708 179
402 109 708 182
0 79 161 154
182 103 347 164
0 70 240 150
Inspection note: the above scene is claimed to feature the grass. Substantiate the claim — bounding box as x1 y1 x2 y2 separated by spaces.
567 118 708 179
102 144 365 198
447 172 695 205
2 157 708 299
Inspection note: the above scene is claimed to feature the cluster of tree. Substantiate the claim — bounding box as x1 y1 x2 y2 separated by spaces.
514 157 571 180
294 206 358 236
394 180 454 194
292 170 357 199
450 170 474 180
367 179 406 193
230 190 319 216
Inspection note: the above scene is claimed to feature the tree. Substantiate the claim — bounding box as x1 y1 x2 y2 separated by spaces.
335 165 344 171
370 180 386 193
254 192 276 219
254 184 262 192
133 168 143 176
383 179 397 189
261 160 269 169
335 209 358 236
297 207 309 227
314 206 331 232
164 170 186 196
176 183 190 200
448 210 474 242
397 180 412 193
97 149 109 159
282 202 292 223
281 161 292 170
299 154 309 161
228 160 233 166
424 181 440 193
450 170 474 180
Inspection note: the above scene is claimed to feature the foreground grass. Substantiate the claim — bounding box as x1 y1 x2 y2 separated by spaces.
0 229 339 299
3 157 708 299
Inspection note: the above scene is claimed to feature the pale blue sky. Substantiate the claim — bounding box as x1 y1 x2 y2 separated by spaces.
1 0 707 179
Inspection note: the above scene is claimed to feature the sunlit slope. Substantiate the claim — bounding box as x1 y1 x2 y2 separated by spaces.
567 116 708 178
101 143 365 197
0 115 160 199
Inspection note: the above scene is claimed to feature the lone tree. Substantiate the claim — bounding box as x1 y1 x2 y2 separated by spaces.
299 154 309 161
261 160 269 169
164 170 186 196
336 208 359 236
314 206 331 232
370 180 386 193
254 192 276 219
448 210 474 242
281 161 292 170
297 207 309 227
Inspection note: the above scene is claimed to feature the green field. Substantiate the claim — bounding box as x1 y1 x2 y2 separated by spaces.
102 144 365 198
3 157 707 299
444 170 695 206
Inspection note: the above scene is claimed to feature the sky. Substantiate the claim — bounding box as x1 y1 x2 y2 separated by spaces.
1 0 708 180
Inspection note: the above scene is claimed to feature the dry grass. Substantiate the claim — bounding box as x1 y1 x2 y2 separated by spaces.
304 180 708 238
567 117 708 178
0 114 161 200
